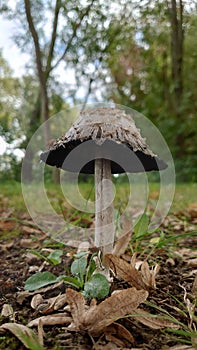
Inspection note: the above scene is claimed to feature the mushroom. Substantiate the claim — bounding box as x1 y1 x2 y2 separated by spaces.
40 107 167 269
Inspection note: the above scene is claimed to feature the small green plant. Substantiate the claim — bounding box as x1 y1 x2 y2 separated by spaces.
30 248 63 265
25 251 110 300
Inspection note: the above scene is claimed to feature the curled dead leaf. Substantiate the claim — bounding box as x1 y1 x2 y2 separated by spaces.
106 254 159 291
105 254 146 290
105 322 134 347
112 220 132 257
1 304 15 320
66 287 148 336
141 261 160 290
28 313 72 327
30 293 68 314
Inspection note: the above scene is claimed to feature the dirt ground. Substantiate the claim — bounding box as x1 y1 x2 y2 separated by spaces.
0 202 197 350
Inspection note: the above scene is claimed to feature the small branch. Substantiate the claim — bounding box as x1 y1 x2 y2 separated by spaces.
24 0 45 87
80 77 94 112
45 0 61 78
50 0 95 73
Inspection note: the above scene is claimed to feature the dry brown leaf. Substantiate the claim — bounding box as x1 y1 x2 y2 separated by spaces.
66 287 148 336
0 323 44 350
105 322 134 347
187 203 197 218
31 294 43 310
30 293 67 314
1 304 15 320
113 221 132 257
141 261 160 290
28 313 71 327
19 238 39 248
188 259 197 267
0 220 16 231
106 254 157 291
66 288 86 331
133 308 179 329
20 226 42 235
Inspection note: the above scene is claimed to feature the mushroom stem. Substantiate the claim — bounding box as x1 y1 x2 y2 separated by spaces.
95 158 115 267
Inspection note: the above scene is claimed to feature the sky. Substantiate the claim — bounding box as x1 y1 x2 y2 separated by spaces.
0 15 29 155
0 12 76 156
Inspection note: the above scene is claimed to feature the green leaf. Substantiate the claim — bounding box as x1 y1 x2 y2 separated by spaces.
83 273 110 299
73 251 89 258
47 250 63 265
134 213 149 239
86 256 96 281
0 323 44 350
24 271 60 291
61 276 82 289
71 256 87 282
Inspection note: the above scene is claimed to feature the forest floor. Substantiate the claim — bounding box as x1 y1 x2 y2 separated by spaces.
0 181 197 350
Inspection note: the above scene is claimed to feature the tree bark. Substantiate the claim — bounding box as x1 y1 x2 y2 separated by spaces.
169 0 184 113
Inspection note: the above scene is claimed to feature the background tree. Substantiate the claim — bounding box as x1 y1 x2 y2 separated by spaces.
0 0 197 181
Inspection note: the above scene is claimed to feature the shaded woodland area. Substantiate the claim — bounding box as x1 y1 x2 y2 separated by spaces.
0 0 197 182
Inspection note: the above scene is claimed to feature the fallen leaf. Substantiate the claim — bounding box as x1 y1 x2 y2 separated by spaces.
66 287 148 335
113 221 132 257
0 323 44 350
20 239 39 249
188 259 197 267
141 261 160 290
28 313 71 327
30 293 68 313
1 304 14 320
16 281 64 304
106 254 158 291
105 322 134 347
133 308 179 329
187 203 197 218
0 220 16 231
21 226 42 235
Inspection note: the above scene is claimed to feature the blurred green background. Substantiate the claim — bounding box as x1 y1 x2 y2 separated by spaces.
0 0 196 183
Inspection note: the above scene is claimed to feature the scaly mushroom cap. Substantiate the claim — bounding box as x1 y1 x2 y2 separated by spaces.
40 108 167 174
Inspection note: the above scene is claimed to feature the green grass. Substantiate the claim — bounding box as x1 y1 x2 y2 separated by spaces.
0 180 196 215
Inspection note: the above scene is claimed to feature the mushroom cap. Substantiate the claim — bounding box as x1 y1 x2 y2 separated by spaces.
40 108 167 174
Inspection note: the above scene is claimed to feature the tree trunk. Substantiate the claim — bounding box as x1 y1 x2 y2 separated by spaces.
169 0 184 114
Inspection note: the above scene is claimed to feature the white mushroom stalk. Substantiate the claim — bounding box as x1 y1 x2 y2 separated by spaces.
95 158 115 265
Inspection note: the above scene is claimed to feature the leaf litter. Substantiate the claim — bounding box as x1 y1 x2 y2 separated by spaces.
0 199 197 349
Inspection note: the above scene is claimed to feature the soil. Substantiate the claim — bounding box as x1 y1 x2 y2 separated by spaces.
0 209 197 350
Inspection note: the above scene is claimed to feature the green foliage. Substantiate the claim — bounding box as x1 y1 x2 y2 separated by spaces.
30 249 63 265
25 271 63 291
0 323 44 350
24 252 110 299
83 273 110 299
133 213 149 240
0 1 197 181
